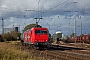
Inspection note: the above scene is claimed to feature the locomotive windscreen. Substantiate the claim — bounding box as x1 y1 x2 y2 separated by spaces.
41 30 47 34
35 30 40 34
35 30 47 34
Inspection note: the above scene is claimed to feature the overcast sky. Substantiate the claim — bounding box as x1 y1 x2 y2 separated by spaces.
0 0 90 36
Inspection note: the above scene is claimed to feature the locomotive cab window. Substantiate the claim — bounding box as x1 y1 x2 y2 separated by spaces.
35 30 47 34
41 30 47 34
35 30 40 34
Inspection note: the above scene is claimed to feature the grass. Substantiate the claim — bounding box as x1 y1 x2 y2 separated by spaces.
0 41 43 60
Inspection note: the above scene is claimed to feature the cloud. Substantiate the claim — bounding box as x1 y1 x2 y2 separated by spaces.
0 0 90 36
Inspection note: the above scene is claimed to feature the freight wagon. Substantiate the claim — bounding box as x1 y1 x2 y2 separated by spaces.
67 34 90 43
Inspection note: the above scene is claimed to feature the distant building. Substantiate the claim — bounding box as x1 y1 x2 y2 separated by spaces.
4 27 18 33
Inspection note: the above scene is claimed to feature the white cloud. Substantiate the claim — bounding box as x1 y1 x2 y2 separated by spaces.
9 17 14 22
0 0 90 36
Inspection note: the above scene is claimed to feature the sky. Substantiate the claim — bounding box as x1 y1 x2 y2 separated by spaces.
0 0 90 36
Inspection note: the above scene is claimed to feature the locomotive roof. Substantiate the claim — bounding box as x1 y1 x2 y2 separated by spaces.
24 27 48 32
31 27 48 30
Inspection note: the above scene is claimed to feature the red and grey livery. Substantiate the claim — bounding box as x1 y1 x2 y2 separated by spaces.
21 27 49 49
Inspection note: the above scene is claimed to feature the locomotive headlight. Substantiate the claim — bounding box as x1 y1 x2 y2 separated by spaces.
46 40 48 42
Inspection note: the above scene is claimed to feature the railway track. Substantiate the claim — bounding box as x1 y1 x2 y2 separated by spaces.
16 43 90 60
30 49 90 60
42 50 90 60
66 50 90 55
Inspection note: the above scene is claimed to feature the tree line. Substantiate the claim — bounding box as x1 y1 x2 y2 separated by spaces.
0 31 20 42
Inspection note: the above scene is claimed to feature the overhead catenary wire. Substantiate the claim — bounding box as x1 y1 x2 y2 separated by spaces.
43 0 70 13
49 0 69 10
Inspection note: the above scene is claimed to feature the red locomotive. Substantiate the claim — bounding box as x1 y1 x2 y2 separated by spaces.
21 27 49 49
